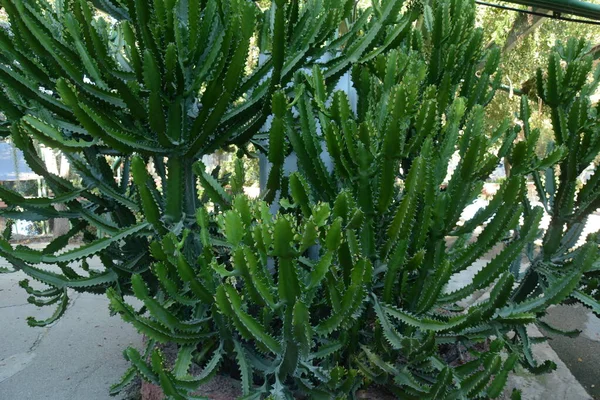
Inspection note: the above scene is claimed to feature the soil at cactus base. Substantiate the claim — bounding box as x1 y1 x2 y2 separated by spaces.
137 342 399 400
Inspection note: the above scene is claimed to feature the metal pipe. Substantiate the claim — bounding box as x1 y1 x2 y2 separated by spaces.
501 0 600 20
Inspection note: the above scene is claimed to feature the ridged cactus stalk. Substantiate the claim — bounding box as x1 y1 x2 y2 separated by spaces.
1 0 600 398
107 0 599 398
516 38 600 315
0 0 407 325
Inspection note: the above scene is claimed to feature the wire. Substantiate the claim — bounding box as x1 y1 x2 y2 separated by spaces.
475 1 600 25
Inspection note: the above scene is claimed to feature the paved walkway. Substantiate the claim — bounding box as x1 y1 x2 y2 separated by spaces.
0 265 141 400
542 305 600 399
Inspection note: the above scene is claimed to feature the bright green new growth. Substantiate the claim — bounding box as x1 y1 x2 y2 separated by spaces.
108 196 375 398
1 0 600 399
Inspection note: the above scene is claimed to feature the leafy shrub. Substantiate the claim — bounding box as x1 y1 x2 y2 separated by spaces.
1 0 600 399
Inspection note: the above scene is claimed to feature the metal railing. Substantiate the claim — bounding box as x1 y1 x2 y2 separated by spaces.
489 0 600 21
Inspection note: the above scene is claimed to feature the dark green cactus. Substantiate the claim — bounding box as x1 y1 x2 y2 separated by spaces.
3 0 600 399
517 38 600 316
274 2 558 395
0 0 407 325
103 1 598 398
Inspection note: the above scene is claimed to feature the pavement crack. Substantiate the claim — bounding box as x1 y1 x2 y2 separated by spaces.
66 291 82 311
70 362 103 396
0 303 29 309
28 328 49 353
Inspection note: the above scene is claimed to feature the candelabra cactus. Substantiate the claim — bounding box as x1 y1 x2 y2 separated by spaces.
0 0 599 398
516 38 600 315
0 0 407 325
107 1 599 398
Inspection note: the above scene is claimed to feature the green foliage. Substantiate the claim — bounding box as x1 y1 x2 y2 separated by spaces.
518 38 600 317
0 0 405 324
104 1 598 399
108 196 371 398
2 0 600 399
477 3 600 157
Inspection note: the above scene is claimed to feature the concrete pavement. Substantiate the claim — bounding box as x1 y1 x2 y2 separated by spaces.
0 264 142 400
541 305 600 399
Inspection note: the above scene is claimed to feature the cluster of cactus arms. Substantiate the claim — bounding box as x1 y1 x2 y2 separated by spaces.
266 1 597 397
2 0 600 398
108 194 375 398
0 0 410 325
104 1 600 398
515 38 600 316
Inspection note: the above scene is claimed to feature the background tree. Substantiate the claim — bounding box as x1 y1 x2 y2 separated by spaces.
477 1 600 154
